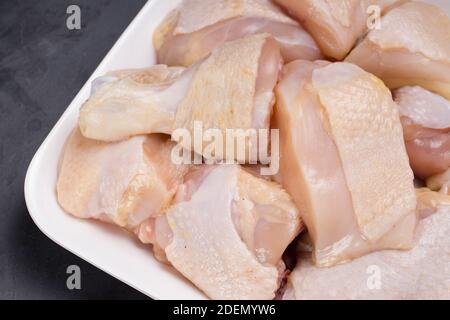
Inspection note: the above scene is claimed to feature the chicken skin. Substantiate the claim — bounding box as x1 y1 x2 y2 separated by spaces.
79 34 281 162
273 60 417 267
284 208 450 300
57 129 188 235
154 0 322 67
346 2 450 99
274 0 405 60
156 165 302 300
394 85 450 218
394 86 450 180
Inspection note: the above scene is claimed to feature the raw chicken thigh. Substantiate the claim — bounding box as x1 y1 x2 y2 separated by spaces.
79 34 281 161
154 0 322 67
273 60 417 267
346 2 450 99
394 86 450 180
157 165 302 300
283 208 450 300
57 129 188 232
274 0 404 60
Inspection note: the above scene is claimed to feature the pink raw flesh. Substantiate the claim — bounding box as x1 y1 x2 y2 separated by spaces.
158 17 322 67
401 117 450 179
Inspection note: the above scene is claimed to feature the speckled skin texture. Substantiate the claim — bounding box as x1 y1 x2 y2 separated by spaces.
0 0 148 299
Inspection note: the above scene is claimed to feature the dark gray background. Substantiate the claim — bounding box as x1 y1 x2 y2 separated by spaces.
0 0 150 299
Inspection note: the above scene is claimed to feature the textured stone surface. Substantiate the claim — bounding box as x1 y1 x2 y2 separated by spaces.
0 0 148 299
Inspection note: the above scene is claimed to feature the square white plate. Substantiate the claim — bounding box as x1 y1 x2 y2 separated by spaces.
25 0 449 300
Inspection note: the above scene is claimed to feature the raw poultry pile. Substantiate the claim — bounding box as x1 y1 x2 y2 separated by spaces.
56 0 450 300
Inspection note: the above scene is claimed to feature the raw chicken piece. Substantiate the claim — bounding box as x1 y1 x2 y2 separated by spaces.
154 0 322 67
57 129 188 232
394 85 450 219
395 86 450 130
346 2 450 99
394 86 450 179
274 0 404 60
79 64 190 142
273 60 417 267
137 214 177 263
79 34 281 161
157 165 302 300
283 208 450 300
416 188 450 219
95 65 186 91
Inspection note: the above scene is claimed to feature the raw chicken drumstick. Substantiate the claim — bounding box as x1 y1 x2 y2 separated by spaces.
153 165 302 300
154 0 322 67
79 64 185 142
346 2 450 99
79 34 281 161
273 60 417 267
274 0 405 60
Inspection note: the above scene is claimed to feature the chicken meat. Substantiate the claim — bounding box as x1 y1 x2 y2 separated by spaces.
154 164 302 300
283 207 450 300
393 85 450 218
57 129 188 239
54 0 450 301
346 2 450 99
154 0 322 67
79 34 281 161
274 0 405 60
273 60 417 267
79 64 186 142
394 86 450 180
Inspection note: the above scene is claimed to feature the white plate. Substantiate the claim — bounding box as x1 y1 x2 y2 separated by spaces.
25 0 449 300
